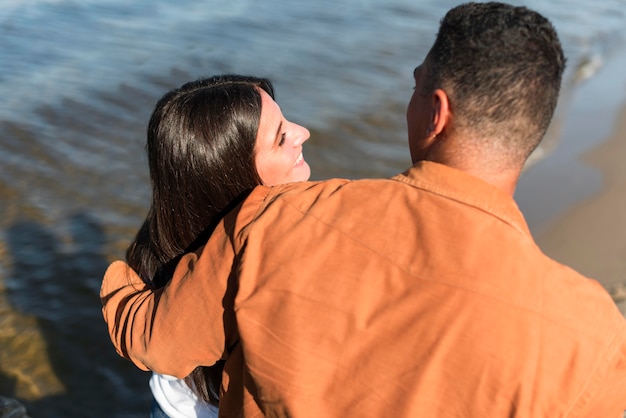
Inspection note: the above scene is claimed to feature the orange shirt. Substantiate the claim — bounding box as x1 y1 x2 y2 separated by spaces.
102 161 626 417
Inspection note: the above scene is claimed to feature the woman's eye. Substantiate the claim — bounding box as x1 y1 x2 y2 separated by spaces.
278 133 286 146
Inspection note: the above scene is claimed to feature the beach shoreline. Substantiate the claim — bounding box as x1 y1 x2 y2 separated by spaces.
519 47 626 310
534 101 626 287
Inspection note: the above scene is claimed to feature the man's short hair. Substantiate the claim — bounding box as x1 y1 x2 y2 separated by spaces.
425 2 566 160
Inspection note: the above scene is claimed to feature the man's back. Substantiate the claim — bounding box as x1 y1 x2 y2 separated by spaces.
102 161 626 416
231 161 626 416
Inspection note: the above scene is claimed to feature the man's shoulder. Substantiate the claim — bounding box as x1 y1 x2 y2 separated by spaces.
261 176 409 209
267 176 400 198
542 258 626 333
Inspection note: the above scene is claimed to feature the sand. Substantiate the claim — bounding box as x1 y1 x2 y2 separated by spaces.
533 99 626 311
510 43 626 313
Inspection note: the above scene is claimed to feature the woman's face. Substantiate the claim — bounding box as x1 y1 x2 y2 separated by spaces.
255 89 311 186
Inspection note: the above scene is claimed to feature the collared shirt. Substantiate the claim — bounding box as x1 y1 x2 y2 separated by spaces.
102 161 626 417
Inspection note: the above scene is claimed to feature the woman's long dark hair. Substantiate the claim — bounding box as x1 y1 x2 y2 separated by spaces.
126 74 275 406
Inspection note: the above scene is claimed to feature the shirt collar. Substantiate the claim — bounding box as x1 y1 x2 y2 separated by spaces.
393 161 531 237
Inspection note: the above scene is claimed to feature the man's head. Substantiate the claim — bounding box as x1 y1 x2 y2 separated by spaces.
408 2 566 170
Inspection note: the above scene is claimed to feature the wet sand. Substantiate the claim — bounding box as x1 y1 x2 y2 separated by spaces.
534 101 626 299
512 44 626 315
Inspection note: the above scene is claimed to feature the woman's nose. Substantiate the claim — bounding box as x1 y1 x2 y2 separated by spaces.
293 124 310 146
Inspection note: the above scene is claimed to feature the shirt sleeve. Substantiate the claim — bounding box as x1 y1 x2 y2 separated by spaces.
570 324 626 417
99 187 269 379
100 249 233 378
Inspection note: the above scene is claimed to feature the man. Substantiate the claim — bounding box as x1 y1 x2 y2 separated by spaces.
102 3 626 416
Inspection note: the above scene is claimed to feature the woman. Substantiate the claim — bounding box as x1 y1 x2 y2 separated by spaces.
120 74 310 417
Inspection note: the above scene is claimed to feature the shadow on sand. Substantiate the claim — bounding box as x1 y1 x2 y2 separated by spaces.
1 212 151 417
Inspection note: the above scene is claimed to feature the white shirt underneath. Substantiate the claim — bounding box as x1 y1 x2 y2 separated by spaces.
150 372 219 418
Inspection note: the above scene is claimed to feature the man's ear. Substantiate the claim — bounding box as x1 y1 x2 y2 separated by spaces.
428 88 450 137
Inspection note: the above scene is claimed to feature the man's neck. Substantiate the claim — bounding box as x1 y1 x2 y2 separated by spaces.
452 164 520 196
425 138 522 197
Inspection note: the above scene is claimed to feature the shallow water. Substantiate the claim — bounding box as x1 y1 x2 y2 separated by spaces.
1 0 625 416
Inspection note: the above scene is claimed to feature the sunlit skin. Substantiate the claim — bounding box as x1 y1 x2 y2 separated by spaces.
406 57 448 165
406 62 432 164
406 59 519 195
255 89 311 185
